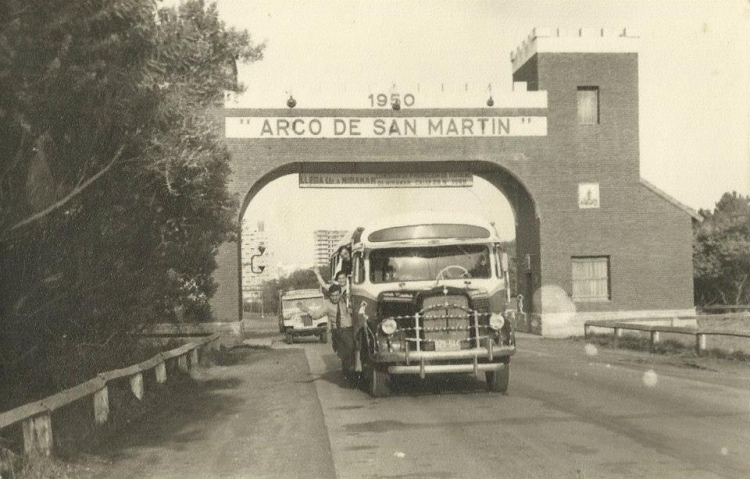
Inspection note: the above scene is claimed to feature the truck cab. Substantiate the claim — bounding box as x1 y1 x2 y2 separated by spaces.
278 289 329 344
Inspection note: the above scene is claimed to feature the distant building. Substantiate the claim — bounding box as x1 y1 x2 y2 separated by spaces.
314 229 348 268
241 221 274 302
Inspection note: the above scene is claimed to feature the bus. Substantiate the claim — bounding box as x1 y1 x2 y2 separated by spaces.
330 211 516 397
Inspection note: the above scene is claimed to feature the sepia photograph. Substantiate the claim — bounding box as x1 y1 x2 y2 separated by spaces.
1 1 749 478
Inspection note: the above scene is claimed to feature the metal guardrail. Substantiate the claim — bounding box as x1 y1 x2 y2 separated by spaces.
0 333 221 457
584 318 750 354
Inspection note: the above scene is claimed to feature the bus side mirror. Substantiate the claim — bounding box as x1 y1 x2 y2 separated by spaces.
501 252 509 273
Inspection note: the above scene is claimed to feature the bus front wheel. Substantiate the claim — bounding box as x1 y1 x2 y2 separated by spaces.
368 366 389 397
486 362 509 394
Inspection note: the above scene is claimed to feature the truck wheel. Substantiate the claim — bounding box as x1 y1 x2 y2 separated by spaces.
486 362 509 393
285 333 293 345
320 331 328 343
369 366 389 397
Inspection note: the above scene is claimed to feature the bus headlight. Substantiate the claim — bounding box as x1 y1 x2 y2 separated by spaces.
489 313 505 330
380 319 398 336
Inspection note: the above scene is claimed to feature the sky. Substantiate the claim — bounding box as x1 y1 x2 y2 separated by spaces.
165 0 750 271
243 175 515 273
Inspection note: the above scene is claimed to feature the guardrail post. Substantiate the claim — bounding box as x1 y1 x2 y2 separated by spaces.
650 331 660 352
22 412 53 456
696 333 707 356
613 328 621 348
155 361 167 383
190 348 199 369
93 387 109 425
178 354 189 373
130 372 144 400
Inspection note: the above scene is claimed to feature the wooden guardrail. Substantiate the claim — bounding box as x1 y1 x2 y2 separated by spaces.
698 305 750 313
584 320 750 354
0 333 220 457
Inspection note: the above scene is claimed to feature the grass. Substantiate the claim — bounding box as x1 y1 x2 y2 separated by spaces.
0 345 243 479
1 370 193 479
1 340 184 414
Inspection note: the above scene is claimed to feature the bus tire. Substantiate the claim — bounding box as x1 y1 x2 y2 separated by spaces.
369 366 389 397
486 362 509 394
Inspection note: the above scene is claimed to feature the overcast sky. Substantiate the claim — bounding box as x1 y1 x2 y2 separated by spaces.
173 0 750 270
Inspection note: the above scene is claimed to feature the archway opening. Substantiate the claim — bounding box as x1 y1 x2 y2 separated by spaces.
237 162 538 322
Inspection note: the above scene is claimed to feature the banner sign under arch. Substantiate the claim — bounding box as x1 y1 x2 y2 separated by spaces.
299 172 473 188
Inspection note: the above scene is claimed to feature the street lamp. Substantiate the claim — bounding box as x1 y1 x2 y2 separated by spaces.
250 245 266 274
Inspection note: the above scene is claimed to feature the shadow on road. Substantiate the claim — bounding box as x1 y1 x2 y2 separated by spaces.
87 360 251 463
312 348 495 397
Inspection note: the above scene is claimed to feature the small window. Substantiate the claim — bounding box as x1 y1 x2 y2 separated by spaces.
577 87 599 125
368 224 490 242
572 256 610 301
352 252 364 284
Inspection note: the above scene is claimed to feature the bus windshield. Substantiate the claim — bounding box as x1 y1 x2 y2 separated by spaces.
369 244 491 283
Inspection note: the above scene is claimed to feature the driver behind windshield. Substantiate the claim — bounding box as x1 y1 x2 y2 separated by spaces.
370 245 491 282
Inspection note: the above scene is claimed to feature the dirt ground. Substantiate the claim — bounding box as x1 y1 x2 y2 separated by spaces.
9 345 335 479
8 315 750 479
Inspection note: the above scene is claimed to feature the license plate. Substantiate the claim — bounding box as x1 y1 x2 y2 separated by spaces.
433 339 462 351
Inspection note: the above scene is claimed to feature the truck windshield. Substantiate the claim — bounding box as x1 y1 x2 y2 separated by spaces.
281 297 322 316
369 244 491 283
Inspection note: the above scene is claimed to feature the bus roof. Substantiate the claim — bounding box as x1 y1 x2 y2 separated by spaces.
351 211 500 248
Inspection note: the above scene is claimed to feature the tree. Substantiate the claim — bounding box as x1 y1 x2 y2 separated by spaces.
693 192 750 306
0 0 263 393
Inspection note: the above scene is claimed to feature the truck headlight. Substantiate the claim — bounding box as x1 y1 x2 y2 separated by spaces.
380 318 398 336
489 313 505 330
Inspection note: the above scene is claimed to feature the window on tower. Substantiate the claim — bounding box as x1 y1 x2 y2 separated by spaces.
577 86 600 125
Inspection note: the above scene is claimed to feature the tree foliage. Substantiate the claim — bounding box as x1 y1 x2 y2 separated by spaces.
0 0 263 392
693 192 750 306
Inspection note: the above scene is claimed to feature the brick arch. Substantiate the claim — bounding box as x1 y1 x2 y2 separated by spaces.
228 160 541 327
238 160 538 225
214 38 698 336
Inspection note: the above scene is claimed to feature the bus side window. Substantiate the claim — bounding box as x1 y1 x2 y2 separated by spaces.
330 255 337 279
352 252 364 284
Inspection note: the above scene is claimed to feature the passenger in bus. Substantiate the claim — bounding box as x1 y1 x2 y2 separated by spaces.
336 245 352 276
313 268 348 298
296 283 358 385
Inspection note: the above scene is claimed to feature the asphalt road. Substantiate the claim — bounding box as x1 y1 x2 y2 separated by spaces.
91 329 750 479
